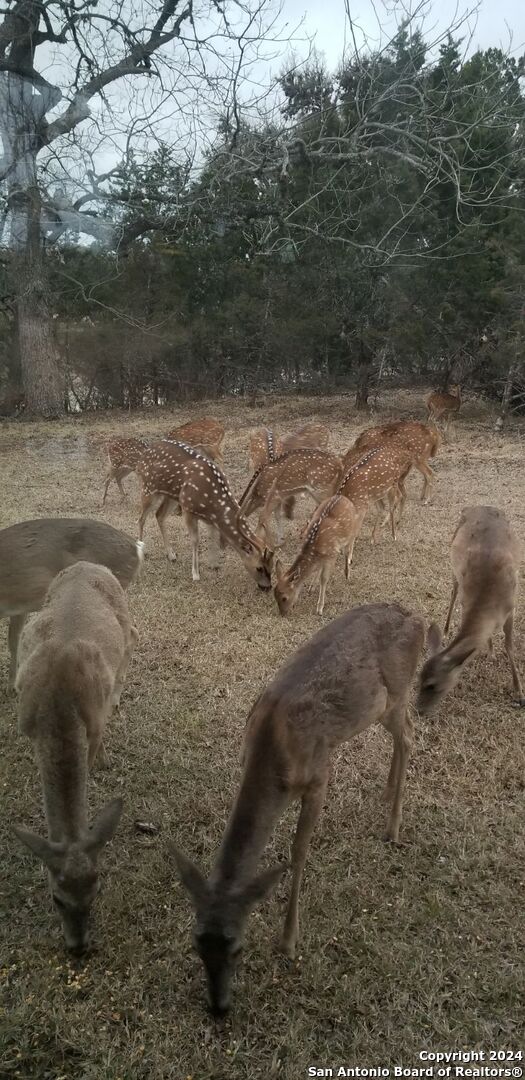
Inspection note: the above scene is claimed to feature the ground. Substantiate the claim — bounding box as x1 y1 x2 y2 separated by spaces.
0 390 524 1080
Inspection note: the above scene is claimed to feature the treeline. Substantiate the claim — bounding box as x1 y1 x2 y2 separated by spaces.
1 25 524 417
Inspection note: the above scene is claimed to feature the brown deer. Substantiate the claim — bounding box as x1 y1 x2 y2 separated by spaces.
349 421 441 507
274 495 366 615
248 427 276 472
337 444 411 542
418 506 524 712
171 602 426 1015
275 421 330 456
0 518 144 689
102 437 147 505
426 385 461 438
13 561 139 954
167 417 225 463
239 449 343 547
136 441 273 588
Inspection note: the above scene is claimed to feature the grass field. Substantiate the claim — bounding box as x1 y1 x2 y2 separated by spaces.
0 390 524 1079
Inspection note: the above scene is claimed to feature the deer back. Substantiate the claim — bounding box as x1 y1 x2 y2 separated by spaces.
276 422 330 455
338 445 410 505
249 427 276 471
107 437 147 470
0 518 143 618
240 449 342 515
167 418 225 461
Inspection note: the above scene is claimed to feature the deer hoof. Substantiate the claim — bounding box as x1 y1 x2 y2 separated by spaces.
512 697 525 708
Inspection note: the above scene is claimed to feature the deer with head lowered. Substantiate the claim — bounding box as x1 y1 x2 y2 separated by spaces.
349 420 441 509
167 417 225 463
426 385 461 439
418 505 524 713
171 602 426 1016
248 427 276 472
239 448 343 548
275 421 330 456
13 561 138 954
0 518 143 689
102 437 147 505
136 440 273 588
274 494 366 616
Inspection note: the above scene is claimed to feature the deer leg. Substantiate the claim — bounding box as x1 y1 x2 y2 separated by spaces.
344 535 357 579
88 727 107 770
419 461 434 504
102 469 114 506
115 469 128 500
155 498 177 562
444 579 458 635
503 613 525 704
206 523 222 569
281 773 329 959
382 706 414 843
283 495 296 520
8 614 26 690
138 492 163 543
316 559 335 615
183 512 201 582
371 500 386 544
112 629 138 710
396 471 409 523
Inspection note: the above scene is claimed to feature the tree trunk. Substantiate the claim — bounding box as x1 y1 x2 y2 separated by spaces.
495 360 518 432
16 262 65 418
355 339 375 410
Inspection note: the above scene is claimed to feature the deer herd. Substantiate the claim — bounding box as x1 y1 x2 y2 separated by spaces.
5 384 524 1018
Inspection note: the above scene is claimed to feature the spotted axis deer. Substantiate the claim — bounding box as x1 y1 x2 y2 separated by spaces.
0 518 144 689
273 494 366 615
275 421 330 456
418 506 524 712
171 602 426 1015
239 449 343 547
13 561 139 954
248 427 276 472
337 444 411 542
426 385 461 438
102 437 147 505
136 441 273 588
167 417 225 463
349 421 441 507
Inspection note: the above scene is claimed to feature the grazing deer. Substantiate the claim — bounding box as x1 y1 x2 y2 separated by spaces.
0 518 144 689
426 385 461 438
349 421 441 507
102 437 147 505
136 441 273 588
172 602 426 1015
275 421 330 456
337 444 411 542
274 495 366 615
418 506 524 712
239 449 343 548
13 561 139 954
249 427 276 472
167 417 225 463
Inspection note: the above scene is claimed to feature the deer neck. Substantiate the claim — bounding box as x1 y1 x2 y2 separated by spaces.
35 721 89 844
284 545 318 593
210 743 288 891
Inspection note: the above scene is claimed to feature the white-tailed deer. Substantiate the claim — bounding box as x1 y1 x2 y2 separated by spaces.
0 518 144 689
337 444 411 542
274 494 366 615
167 417 225 463
137 440 273 588
426 385 461 438
275 421 330 456
248 427 276 472
418 506 524 712
349 421 441 507
13 561 139 954
172 602 426 1015
102 437 147 505
239 449 343 547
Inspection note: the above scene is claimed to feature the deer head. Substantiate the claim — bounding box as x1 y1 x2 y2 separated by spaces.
235 510 273 590
417 624 476 714
273 558 301 616
13 798 123 954
171 846 287 1016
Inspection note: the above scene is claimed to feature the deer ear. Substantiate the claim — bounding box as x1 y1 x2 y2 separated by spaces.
85 798 123 854
238 863 289 909
426 622 443 655
169 844 208 908
275 558 284 579
263 547 274 568
12 826 63 870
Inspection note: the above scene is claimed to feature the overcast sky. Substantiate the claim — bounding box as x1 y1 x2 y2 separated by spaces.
281 0 525 70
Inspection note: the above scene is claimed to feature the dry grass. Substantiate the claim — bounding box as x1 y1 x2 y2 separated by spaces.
0 390 524 1079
